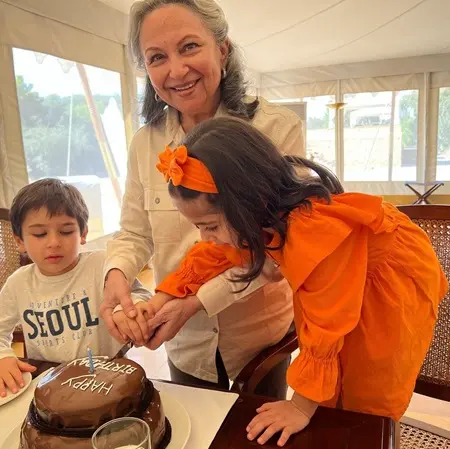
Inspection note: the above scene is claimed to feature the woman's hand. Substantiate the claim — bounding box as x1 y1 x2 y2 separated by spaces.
145 296 203 350
246 394 318 447
101 269 142 344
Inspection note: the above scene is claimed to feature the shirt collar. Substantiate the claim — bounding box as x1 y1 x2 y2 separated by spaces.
165 102 229 147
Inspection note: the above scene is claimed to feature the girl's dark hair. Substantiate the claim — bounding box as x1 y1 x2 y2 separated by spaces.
169 117 344 283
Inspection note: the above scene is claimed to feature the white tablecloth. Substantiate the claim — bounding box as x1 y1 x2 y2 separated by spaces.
153 381 238 449
0 369 51 442
0 373 238 449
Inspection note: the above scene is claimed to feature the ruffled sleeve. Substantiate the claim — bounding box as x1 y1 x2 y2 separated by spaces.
156 242 246 297
272 193 382 292
287 227 368 403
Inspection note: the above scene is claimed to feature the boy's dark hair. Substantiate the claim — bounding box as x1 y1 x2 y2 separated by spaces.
10 178 89 238
169 117 344 284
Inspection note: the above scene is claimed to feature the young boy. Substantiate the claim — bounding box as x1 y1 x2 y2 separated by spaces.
0 178 151 397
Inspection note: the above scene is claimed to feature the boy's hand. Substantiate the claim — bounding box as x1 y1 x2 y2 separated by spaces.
0 357 36 398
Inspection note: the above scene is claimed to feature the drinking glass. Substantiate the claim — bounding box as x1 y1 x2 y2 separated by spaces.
91 417 151 449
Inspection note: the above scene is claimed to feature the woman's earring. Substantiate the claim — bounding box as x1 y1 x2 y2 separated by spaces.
221 67 227 80
154 92 160 102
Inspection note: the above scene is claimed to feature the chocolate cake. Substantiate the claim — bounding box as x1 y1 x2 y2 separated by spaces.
19 356 169 449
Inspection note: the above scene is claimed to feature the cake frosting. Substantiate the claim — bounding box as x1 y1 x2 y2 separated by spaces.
20 356 167 449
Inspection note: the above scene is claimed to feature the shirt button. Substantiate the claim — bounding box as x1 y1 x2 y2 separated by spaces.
155 197 160 204
213 328 218 334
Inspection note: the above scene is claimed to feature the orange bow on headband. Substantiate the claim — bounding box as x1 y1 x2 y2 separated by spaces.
156 145 218 194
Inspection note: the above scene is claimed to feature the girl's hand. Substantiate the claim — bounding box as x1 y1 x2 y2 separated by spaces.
246 394 318 447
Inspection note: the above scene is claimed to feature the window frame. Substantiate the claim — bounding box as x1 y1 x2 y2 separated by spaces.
267 73 450 195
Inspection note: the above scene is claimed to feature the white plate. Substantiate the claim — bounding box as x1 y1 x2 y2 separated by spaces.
0 390 191 449
0 372 32 407
161 390 191 449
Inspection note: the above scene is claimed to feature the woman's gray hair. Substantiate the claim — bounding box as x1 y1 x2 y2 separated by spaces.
128 0 258 125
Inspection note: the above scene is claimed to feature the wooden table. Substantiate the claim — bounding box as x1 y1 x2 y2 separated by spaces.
25 359 395 449
210 393 395 449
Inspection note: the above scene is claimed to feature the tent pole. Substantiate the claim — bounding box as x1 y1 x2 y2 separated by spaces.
76 63 122 207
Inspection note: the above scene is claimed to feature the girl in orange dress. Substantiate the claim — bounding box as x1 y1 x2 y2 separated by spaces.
115 117 447 447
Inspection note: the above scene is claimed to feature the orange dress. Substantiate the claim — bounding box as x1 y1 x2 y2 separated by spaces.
157 193 448 420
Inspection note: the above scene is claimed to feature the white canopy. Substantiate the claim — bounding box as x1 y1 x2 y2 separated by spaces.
97 0 450 71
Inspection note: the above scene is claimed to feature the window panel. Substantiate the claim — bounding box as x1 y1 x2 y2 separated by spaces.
343 90 418 182
13 48 127 239
393 90 418 182
136 76 146 127
436 87 450 181
304 95 336 174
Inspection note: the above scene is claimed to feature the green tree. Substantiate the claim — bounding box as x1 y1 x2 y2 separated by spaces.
307 108 330 130
15 76 43 128
399 88 450 156
399 91 418 149
344 109 351 127
438 88 450 155
15 76 123 180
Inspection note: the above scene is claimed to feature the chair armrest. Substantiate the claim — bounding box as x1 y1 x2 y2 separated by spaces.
12 326 27 357
231 328 298 394
415 377 450 402
12 325 25 341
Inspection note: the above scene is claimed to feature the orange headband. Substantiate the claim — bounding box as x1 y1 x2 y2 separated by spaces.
156 145 218 194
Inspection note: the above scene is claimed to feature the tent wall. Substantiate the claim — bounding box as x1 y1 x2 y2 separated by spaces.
0 0 136 208
0 43 28 207
1 0 128 45
262 55 450 201
260 54 450 88
0 1 127 72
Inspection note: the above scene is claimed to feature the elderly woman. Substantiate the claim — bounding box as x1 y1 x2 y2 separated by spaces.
101 0 304 398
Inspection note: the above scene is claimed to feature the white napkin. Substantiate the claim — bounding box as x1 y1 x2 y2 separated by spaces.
153 381 239 449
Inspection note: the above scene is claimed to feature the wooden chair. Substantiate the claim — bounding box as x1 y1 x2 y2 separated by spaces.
231 204 450 448
397 205 450 447
0 208 20 290
0 208 32 357
231 326 297 395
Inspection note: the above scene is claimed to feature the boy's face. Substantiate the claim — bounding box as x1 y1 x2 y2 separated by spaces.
14 207 87 276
